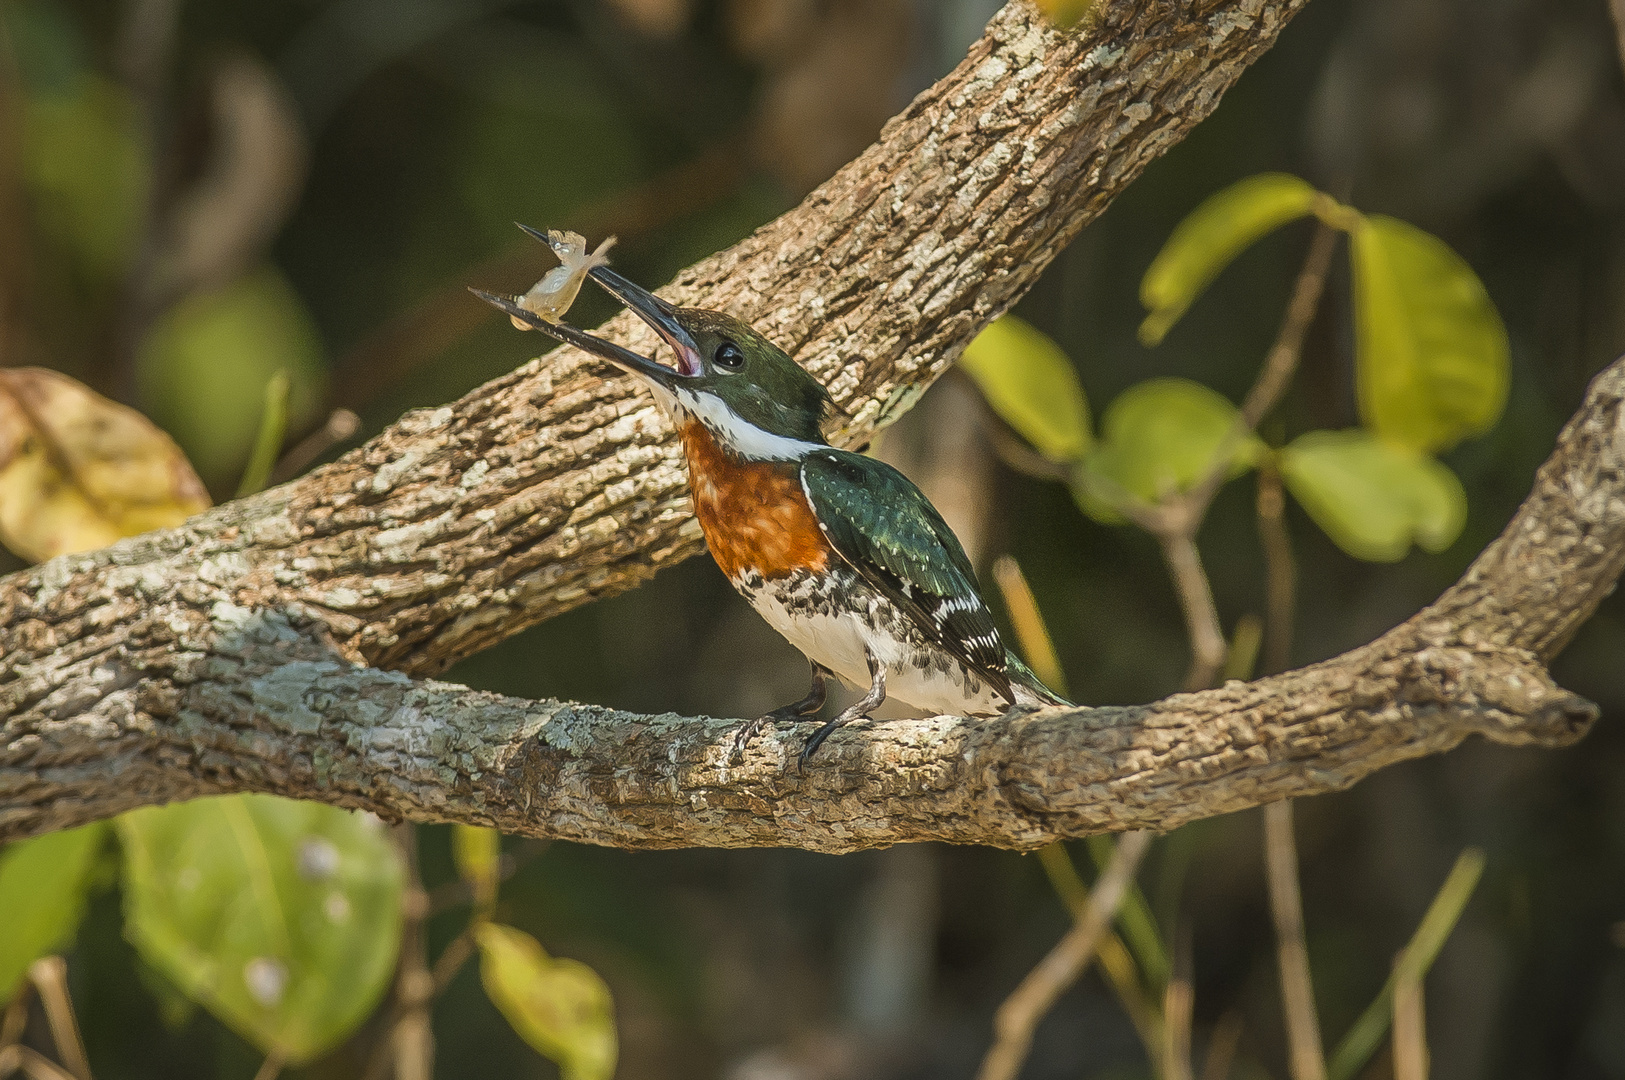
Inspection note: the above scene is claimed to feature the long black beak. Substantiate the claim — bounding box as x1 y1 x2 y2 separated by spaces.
467 287 684 389
510 223 704 379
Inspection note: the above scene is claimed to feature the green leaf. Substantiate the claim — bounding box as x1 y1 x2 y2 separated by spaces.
1350 215 1510 453
1074 378 1261 520
136 267 326 485
959 316 1092 462
0 822 108 1001
1280 429 1467 563
1139 174 1320 345
476 922 617 1080
452 825 501 907
117 795 403 1063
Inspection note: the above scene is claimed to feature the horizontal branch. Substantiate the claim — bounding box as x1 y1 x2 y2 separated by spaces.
4 357 1620 847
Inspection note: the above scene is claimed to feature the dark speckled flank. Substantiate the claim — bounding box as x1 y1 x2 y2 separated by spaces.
733 566 1000 708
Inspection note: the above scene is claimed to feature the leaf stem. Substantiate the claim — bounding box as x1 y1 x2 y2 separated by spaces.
27 958 90 1080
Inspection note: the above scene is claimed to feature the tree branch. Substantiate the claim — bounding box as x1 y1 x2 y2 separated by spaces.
0 0 1313 683
5 0 1619 851
4 356 1622 845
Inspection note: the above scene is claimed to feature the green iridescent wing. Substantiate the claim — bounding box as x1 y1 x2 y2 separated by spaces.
798 448 1012 696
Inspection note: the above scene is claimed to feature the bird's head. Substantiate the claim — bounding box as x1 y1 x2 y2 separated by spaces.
474 248 832 460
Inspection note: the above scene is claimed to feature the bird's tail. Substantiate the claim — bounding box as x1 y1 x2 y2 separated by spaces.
1005 648 1072 708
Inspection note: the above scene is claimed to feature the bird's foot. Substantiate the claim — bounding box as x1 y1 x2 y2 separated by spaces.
729 704 812 761
796 706 871 772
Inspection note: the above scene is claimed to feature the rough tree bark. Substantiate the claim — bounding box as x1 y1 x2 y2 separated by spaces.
2 0 1613 848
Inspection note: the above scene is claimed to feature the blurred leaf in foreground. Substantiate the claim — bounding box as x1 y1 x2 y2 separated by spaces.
0 367 210 562
1139 173 1319 345
118 795 403 1064
22 76 150 279
136 267 325 483
1075 377 1261 521
476 922 617 1080
0 822 108 1002
1280 429 1466 563
960 315 1092 462
1351 215 1509 453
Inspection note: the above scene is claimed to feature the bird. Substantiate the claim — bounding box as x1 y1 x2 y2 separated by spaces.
472 239 1068 767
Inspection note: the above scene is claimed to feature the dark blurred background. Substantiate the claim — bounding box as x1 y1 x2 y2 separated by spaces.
4 0 1625 1077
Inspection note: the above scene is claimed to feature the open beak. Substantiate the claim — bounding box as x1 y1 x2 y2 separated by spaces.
468 287 685 390
495 223 706 381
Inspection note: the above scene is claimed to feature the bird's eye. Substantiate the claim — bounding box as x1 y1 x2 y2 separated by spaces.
714 341 745 370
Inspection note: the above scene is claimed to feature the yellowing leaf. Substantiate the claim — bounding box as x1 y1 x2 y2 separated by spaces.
476 922 617 1080
0 368 210 562
0 823 108 1002
1350 215 1509 453
117 795 403 1064
452 825 501 907
1280 429 1467 563
959 316 1091 462
137 267 325 483
1075 378 1261 521
1140 174 1320 345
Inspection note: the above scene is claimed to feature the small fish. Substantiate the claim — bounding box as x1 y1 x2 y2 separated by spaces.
511 230 617 330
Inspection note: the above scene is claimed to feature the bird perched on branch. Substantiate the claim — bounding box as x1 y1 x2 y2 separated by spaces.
474 227 1068 767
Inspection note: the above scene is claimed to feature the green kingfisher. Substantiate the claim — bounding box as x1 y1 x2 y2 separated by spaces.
472 237 1068 765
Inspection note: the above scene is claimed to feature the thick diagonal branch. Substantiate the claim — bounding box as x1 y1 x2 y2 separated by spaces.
0 0 1311 687
4 357 1621 846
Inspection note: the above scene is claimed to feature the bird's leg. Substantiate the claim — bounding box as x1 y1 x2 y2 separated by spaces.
730 662 833 759
799 652 886 770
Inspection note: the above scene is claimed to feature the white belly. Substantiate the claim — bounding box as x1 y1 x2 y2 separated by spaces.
739 571 1008 717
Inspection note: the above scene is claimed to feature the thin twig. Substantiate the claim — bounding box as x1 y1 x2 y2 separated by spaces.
1036 843 1164 1056
7 1045 81 1080
364 826 434 1080
1263 802 1326 1080
1161 533 1228 692
268 408 360 486
430 930 478 996
27 959 89 1080
1391 956 1427 1080
978 831 1154 1080
249 1050 284 1080
1141 223 1337 691
1163 926 1194 1080
983 420 1074 484
1256 463 1296 676
1199 1011 1244 1080
1180 221 1339 521
0 983 28 1050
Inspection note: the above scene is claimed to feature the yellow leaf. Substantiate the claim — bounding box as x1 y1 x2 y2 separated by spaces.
476 923 616 1080
0 367 210 563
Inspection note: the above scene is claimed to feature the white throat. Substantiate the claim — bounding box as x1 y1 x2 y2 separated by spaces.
656 386 821 462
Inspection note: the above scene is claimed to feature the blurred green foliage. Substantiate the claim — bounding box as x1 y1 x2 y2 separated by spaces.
0 822 106 1000
117 797 404 1064
0 0 1623 1078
